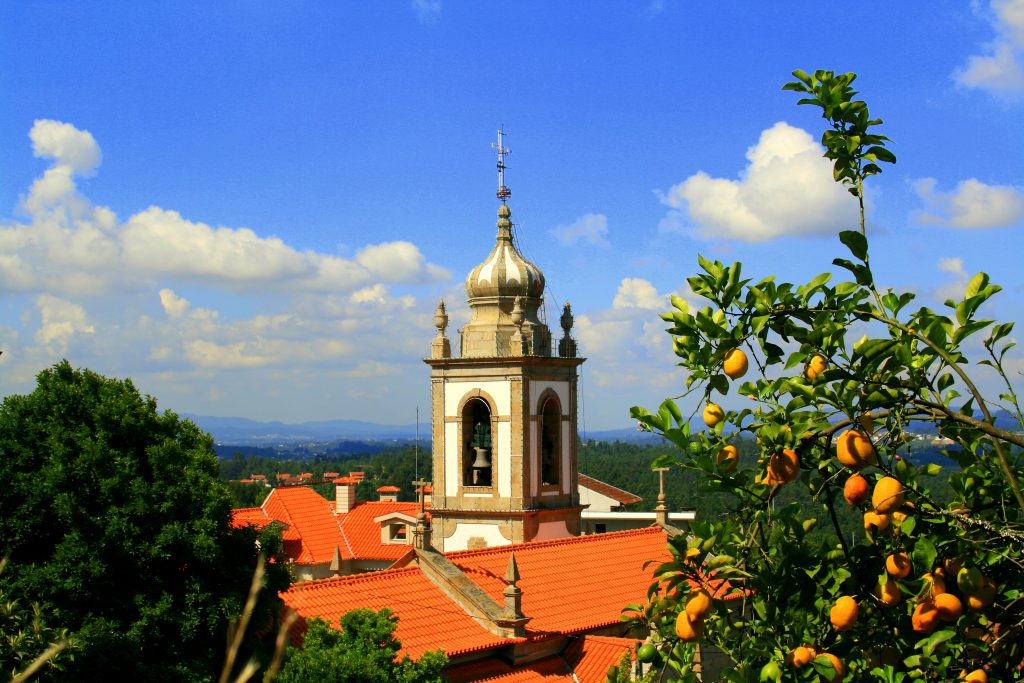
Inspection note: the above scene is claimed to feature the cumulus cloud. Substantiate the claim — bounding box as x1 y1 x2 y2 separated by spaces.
550 213 610 247
612 278 664 310
914 177 1024 228
659 122 857 242
33 294 94 353
1 121 450 297
954 0 1024 94
159 289 191 319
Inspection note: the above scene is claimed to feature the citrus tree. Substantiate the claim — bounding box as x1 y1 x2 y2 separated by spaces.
626 70 1023 682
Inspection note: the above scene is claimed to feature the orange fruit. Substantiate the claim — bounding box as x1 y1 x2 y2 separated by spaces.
934 592 963 622
723 348 748 379
961 669 988 683
843 473 869 505
685 589 712 620
836 430 877 470
805 354 828 381
818 652 845 683
886 552 912 579
674 611 703 641
763 449 800 486
829 595 859 631
703 403 725 428
923 569 947 596
967 580 996 612
717 444 739 472
874 579 901 607
872 477 905 513
863 510 892 533
912 601 940 633
787 645 816 668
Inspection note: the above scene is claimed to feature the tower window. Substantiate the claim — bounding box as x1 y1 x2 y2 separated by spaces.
462 398 492 486
540 397 561 486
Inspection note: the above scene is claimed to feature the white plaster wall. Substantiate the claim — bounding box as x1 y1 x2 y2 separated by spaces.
446 522 511 552
444 381 512 417
497 420 512 498
444 422 459 497
534 519 571 541
578 485 620 513
528 380 569 414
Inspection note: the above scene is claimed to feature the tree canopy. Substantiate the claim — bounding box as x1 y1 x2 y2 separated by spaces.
276 609 447 683
0 361 290 682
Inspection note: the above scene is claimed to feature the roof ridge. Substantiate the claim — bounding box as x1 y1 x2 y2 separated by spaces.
290 564 425 590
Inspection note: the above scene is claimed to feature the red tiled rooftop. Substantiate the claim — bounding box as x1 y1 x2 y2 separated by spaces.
323 472 340 479
340 501 420 561
282 566 510 658
444 635 636 683
445 527 671 634
578 474 643 506
376 485 401 493
333 477 356 485
262 487 346 564
230 507 274 530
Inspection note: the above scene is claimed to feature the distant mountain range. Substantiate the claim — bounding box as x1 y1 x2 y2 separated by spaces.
186 410 1019 447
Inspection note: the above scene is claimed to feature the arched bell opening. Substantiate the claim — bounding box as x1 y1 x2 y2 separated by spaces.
540 396 561 486
462 397 493 486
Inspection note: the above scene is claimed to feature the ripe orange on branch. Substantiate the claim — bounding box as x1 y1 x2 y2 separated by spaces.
872 477 905 513
674 611 703 641
717 444 739 472
836 430 877 470
885 552 911 579
685 589 713 620
843 473 869 505
787 646 816 668
804 354 828 381
829 596 859 631
703 403 724 428
763 449 800 486
723 348 748 379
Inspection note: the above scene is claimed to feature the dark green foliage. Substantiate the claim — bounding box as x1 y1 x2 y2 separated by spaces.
0 562 74 679
0 362 290 682
276 609 447 683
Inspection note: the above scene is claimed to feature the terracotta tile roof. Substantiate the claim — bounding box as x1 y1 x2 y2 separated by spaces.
444 635 636 683
282 566 511 658
578 474 643 507
376 485 401 493
340 501 420 561
230 507 274 530
448 527 671 635
323 472 340 479
281 527 671 663
262 487 346 564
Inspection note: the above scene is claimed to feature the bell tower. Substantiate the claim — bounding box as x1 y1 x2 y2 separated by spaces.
425 129 585 552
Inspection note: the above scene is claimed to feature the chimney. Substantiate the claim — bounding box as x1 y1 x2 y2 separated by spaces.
334 477 357 515
423 484 432 506
377 485 400 502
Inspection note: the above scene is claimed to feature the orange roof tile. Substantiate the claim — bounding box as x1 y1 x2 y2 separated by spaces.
339 501 420 561
230 507 274 530
281 527 672 662
447 527 671 634
578 474 643 506
376 485 401 493
444 635 636 683
282 566 510 658
262 487 347 564
323 472 340 479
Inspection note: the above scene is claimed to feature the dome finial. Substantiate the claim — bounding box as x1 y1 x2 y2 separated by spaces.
492 126 511 204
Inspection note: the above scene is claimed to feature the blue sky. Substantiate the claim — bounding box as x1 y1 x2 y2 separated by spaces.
1 1 1022 430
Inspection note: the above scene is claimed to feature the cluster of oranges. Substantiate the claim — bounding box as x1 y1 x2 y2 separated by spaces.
674 588 712 642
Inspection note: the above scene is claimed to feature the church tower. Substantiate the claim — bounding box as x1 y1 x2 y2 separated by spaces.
425 130 584 552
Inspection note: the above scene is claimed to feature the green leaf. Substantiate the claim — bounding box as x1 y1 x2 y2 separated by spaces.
921 629 955 657
838 230 868 261
912 537 937 572
965 272 989 299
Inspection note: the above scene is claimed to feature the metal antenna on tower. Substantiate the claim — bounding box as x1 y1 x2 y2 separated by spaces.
492 126 511 203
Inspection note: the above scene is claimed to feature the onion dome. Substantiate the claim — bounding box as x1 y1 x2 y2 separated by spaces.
466 204 545 300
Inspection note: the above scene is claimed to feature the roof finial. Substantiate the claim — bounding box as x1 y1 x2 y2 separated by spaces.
492 126 511 204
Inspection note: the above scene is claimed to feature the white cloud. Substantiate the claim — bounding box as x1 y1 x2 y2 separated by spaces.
159 289 191 319
954 0 1024 94
33 294 94 353
612 278 663 310
937 257 971 303
30 119 101 175
1 121 451 297
659 122 857 242
914 177 1024 228
550 213 610 247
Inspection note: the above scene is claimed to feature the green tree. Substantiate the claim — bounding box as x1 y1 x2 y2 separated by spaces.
0 362 291 682
628 71 1023 682
276 609 447 683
